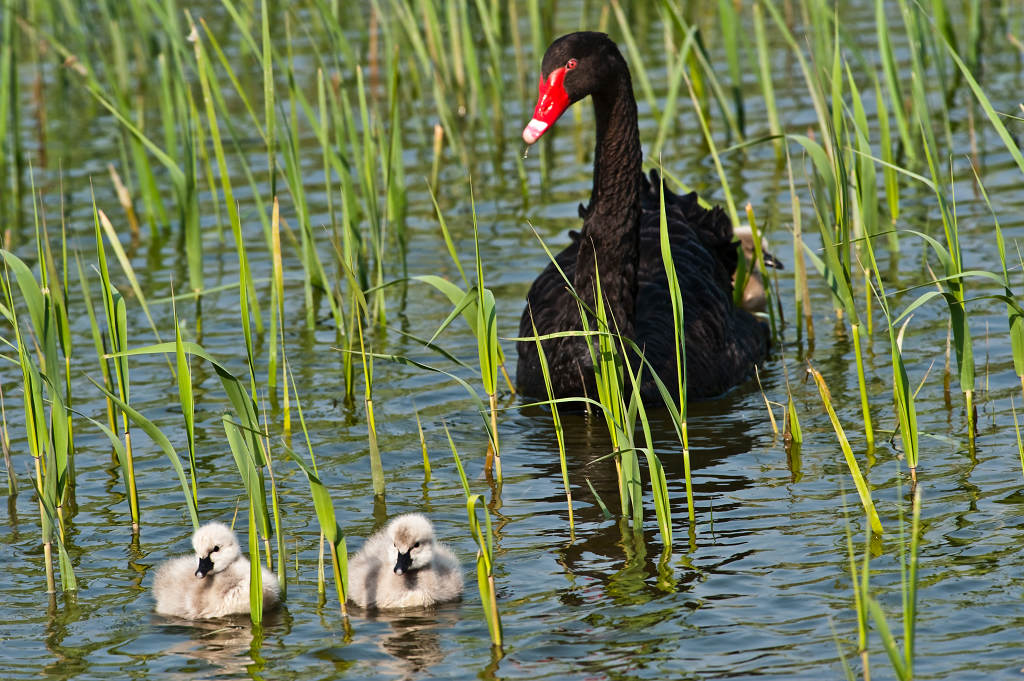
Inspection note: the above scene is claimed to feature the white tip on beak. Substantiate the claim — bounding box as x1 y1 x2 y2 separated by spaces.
522 118 549 145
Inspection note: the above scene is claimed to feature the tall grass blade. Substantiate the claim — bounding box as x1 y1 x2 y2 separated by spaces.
448 426 502 648
655 167 693 523
808 365 882 534
527 312 573 535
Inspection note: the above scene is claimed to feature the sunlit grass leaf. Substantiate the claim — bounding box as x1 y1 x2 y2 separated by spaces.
808 365 883 535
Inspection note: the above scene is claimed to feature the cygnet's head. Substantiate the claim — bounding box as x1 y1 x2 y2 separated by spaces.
191 522 241 579
386 514 436 576
734 225 783 270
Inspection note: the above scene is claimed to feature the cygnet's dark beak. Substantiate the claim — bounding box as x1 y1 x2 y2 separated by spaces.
762 250 784 270
196 554 214 578
394 549 413 575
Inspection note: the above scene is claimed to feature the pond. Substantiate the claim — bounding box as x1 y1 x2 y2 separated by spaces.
1 1 1023 679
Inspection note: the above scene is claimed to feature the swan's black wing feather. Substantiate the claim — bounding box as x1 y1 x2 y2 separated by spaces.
635 171 767 399
515 237 595 400
516 171 768 402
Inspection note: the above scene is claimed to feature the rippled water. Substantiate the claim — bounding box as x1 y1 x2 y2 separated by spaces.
2 1 1024 679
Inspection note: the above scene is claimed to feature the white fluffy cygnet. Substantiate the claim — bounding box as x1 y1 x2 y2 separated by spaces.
347 513 463 610
153 522 280 619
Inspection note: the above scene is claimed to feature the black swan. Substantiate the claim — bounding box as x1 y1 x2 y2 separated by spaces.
517 31 769 402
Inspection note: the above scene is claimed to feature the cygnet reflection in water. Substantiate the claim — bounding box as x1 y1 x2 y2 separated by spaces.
348 513 463 610
153 522 280 619
373 608 459 680
153 612 286 679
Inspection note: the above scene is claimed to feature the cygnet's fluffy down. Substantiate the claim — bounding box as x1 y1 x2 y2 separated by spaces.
153 522 280 619
347 513 463 610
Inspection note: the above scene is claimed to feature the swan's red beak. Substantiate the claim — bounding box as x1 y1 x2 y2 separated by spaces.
523 66 570 145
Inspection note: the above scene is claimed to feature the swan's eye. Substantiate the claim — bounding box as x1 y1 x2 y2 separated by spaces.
413 542 420 548
212 546 220 552
566 58 577 70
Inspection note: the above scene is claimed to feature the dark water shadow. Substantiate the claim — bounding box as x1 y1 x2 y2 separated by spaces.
506 385 769 601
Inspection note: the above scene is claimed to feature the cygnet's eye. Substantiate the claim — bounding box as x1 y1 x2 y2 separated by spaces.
413 542 420 548
566 58 578 70
212 545 220 553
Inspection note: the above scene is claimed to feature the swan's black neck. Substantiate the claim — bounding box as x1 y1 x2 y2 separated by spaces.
574 61 642 337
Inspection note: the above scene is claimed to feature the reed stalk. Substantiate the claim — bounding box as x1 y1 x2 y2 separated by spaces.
808 364 883 535
188 11 261 389
91 200 138 532
2 238 78 587
527 313 573 536
449 425 502 649
415 409 432 482
356 310 386 498
970 167 1024 401
0 384 13 496
655 170 693 524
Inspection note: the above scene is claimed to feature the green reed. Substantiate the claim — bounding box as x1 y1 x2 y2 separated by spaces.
586 271 634 520
809 365 883 535
657 1 742 145
650 27 695 161
189 10 261 384
282 423 350 619
22 0 406 373
584 269 675 542
752 2 781 157
757 0 884 450
416 185 510 479
1 250 77 593
0 0 16 229
655 174 693 525
913 106 976 446
415 408 432 482
1014 397 1024 482
526 313 574 536
222 412 273 625
841 491 871 679
358 305 386 498
39 184 75 480
745 203 780 342
91 200 139 532
860 231 920 480
681 68 739 227
620 349 673 550
971 168 1024 400
510 226 675 543
843 481 921 680
449 425 502 649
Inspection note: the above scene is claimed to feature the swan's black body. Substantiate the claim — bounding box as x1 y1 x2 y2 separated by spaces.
516 32 768 401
